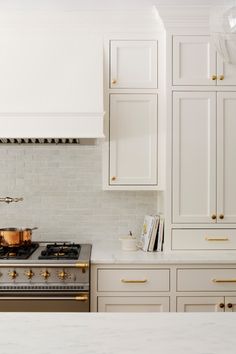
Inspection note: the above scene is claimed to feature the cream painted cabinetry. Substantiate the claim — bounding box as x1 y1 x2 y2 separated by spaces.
177 297 224 312
177 296 236 312
110 40 158 89
173 35 236 86
176 268 236 312
109 94 158 186
103 38 160 190
98 296 169 312
91 265 170 313
173 91 236 225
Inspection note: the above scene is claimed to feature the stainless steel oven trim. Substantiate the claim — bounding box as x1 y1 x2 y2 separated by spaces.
0 294 89 301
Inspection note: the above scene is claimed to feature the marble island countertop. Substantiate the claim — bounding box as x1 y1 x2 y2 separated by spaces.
91 240 236 264
1 312 236 354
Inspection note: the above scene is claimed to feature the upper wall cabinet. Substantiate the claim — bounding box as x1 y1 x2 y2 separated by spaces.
110 40 158 89
173 35 236 86
109 94 158 186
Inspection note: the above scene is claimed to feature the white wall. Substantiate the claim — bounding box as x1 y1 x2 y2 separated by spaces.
0 144 157 243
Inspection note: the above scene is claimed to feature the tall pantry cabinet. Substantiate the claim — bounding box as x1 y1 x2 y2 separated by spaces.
169 34 236 251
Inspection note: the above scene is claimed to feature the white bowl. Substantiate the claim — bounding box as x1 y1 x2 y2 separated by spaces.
119 236 142 251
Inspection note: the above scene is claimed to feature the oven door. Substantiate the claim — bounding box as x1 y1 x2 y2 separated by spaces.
0 292 90 312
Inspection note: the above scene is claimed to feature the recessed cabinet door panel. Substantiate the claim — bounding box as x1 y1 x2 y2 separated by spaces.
217 52 236 85
173 36 216 85
173 92 216 223
110 94 157 185
177 297 224 312
217 92 236 223
98 297 169 312
110 40 157 88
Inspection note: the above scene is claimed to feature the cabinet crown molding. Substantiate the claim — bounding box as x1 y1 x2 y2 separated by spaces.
156 6 211 28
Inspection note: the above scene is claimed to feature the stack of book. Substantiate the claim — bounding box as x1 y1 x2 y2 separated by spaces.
140 214 164 252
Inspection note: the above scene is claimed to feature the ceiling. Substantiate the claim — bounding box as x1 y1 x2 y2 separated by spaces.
0 0 234 11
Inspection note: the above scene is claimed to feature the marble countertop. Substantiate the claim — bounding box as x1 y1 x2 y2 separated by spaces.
1 312 236 354
91 240 236 264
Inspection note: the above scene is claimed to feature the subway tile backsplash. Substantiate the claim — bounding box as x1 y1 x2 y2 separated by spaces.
0 144 157 242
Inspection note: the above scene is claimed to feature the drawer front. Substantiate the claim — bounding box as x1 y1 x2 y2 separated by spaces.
172 229 236 250
97 269 170 292
177 268 236 291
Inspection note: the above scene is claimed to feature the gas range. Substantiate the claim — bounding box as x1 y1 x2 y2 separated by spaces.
0 242 92 312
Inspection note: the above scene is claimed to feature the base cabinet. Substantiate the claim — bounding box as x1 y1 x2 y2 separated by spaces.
98 296 169 312
177 296 236 312
177 297 224 312
91 264 236 313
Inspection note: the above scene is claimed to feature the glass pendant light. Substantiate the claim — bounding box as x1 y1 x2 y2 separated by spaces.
210 3 236 64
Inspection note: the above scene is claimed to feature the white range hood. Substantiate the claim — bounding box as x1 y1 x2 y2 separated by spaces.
0 12 104 139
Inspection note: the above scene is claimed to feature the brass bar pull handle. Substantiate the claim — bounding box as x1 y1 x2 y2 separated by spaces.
205 237 229 241
75 295 89 302
212 278 236 283
75 263 89 268
121 279 147 284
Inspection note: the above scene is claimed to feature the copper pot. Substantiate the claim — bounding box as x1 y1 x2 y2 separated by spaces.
0 227 38 247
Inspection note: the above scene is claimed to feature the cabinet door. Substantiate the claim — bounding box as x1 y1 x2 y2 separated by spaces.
110 94 157 185
110 40 157 88
173 92 216 223
173 36 216 85
98 296 169 312
217 92 236 223
225 297 236 312
177 297 224 312
217 52 236 86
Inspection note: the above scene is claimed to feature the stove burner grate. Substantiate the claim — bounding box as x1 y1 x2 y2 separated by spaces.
0 242 39 260
38 243 81 260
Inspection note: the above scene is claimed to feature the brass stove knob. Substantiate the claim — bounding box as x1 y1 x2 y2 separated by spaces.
8 270 18 280
58 270 70 281
40 270 50 280
25 269 34 280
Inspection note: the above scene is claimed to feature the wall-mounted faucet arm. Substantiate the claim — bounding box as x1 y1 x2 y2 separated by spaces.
0 197 23 204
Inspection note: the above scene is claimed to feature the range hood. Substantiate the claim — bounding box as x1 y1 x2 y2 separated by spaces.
0 12 104 139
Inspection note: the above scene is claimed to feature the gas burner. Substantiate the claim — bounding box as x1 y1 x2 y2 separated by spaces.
38 242 81 260
0 243 39 260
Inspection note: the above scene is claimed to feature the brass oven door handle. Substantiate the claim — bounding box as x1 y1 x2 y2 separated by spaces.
121 279 148 284
205 237 229 241
212 279 236 283
75 295 89 301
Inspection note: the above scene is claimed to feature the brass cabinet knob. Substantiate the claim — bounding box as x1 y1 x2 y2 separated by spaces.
111 176 116 181
24 269 34 280
219 303 225 308
111 79 117 85
211 75 217 80
58 270 70 281
219 214 224 220
219 75 224 80
40 270 50 280
227 303 233 308
211 214 217 220
8 270 18 280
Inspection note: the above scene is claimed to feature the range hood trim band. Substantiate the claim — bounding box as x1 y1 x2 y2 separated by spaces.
0 112 105 139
